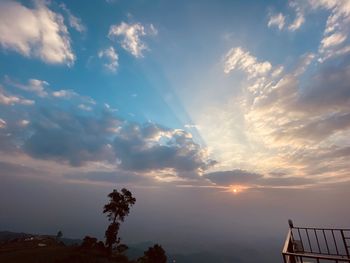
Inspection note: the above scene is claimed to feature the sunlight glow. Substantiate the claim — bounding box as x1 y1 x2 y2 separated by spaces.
229 185 243 194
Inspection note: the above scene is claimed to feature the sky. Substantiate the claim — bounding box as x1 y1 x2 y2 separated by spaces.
1 0 350 261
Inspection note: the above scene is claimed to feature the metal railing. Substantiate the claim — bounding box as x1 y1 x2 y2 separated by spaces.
282 220 350 263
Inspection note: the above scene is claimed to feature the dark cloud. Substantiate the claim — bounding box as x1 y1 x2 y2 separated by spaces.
204 169 316 188
258 176 316 187
112 123 216 174
64 170 153 184
0 161 47 178
274 112 350 141
326 146 350 158
23 108 118 166
299 63 350 112
2 104 215 176
0 115 30 153
295 112 350 140
203 170 262 185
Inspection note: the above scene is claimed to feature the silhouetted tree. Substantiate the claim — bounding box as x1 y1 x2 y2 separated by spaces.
105 222 120 249
81 236 98 249
137 244 167 263
56 230 63 240
103 188 136 253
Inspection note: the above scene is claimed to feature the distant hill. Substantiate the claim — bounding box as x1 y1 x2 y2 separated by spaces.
0 231 32 242
0 230 281 262
0 231 82 246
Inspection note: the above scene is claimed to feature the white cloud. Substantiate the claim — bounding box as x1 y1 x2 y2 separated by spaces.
0 119 6 129
104 103 118 112
98 46 119 72
320 32 347 50
224 47 272 77
313 0 350 61
59 3 86 33
108 22 157 58
267 13 286 30
267 2 305 31
287 1 305 31
0 0 75 65
18 120 30 127
288 12 305 31
0 87 34 106
293 0 350 61
51 89 96 106
78 104 92 111
149 24 158 36
6 77 49 97
267 0 350 61
208 41 350 184
52 89 78 99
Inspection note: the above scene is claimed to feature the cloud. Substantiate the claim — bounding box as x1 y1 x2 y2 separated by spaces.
23 109 119 166
204 170 262 185
108 22 157 58
0 94 214 178
149 24 158 36
6 77 49 97
0 119 6 129
320 33 347 50
258 176 315 187
274 113 350 142
59 3 86 33
4 77 96 107
309 0 350 61
98 46 119 72
287 1 305 31
0 161 47 179
267 13 285 30
64 170 153 185
112 123 216 174
51 89 96 105
78 104 92 111
52 89 77 98
267 0 350 61
299 63 350 111
267 2 304 31
204 170 316 188
0 87 34 106
18 120 30 127
0 0 75 65
224 47 272 77
217 42 350 185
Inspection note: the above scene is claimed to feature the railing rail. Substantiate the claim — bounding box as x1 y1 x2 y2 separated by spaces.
282 220 350 263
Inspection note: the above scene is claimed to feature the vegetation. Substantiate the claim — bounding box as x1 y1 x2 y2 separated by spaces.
103 188 136 253
0 188 167 263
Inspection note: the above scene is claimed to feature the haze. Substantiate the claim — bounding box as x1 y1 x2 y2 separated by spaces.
1 0 350 262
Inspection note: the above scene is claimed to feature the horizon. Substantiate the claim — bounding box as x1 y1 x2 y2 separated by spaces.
1 0 350 262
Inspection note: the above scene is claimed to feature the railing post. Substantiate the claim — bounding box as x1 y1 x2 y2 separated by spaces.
341 230 350 257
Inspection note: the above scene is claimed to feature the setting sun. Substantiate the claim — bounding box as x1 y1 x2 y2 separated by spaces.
229 186 242 194
1 0 350 262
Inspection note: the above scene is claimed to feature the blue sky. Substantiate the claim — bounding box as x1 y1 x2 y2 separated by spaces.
1 0 350 259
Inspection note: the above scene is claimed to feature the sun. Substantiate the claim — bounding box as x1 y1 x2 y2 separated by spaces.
228 185 248 194
229 186 239 194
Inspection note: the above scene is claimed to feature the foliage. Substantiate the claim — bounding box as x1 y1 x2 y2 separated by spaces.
81 236 98 249
103 188 136 223
104 222 120 250
103 188 136 252
56 230 63 239
137 244 167 263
